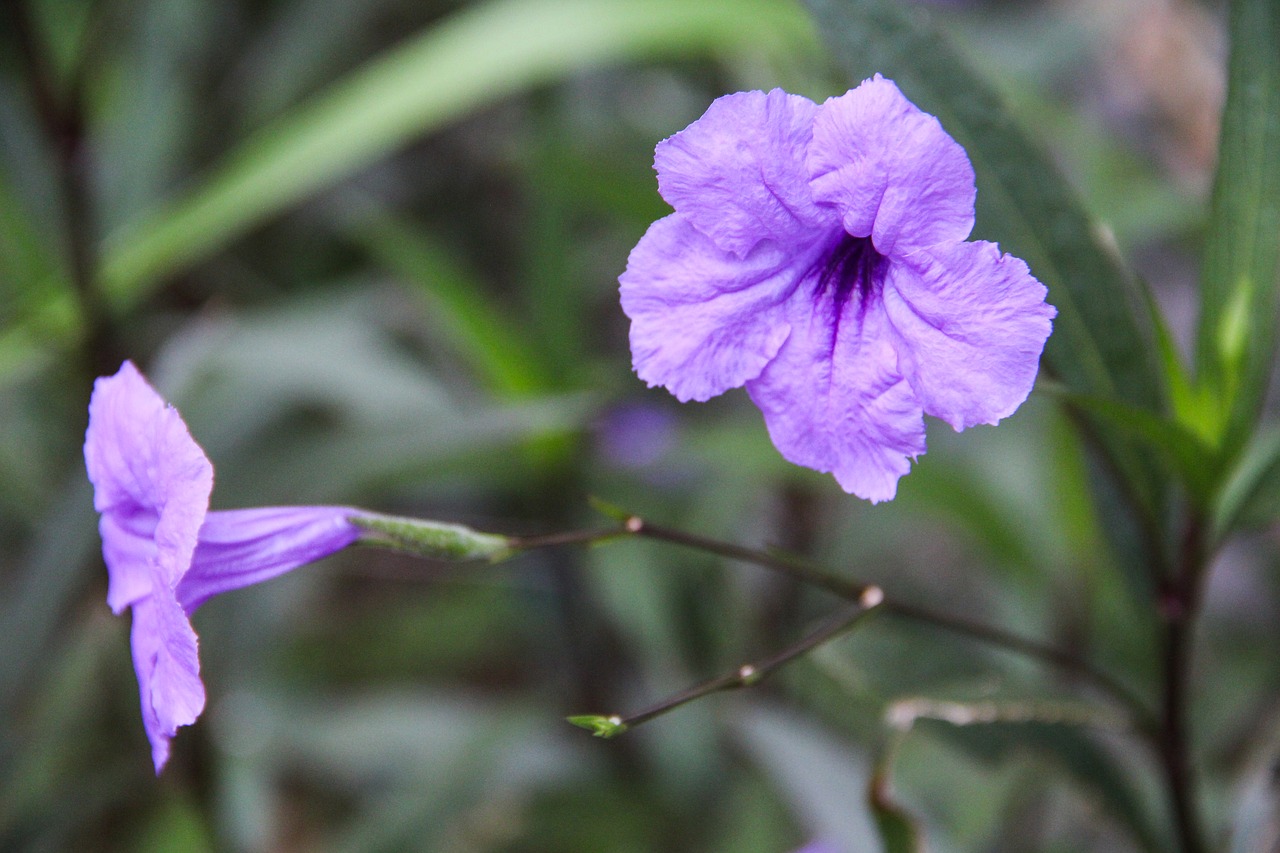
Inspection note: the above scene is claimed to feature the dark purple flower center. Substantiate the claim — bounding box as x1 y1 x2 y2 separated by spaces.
812 233 887 321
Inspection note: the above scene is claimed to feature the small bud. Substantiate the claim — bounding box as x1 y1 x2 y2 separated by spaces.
738 664 761 685
567 714 629 738
860 585 885 608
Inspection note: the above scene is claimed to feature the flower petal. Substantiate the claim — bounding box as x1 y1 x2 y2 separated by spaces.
883 242 1056 431
655 89 827 256
620 214 824 402
130 588 205 774
808 75 975 255
178 506 361 613
85 361 213 606
98 511 158 614
746 290 926 502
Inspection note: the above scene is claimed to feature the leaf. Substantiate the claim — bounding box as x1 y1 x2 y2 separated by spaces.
351 213 552 396
1049 389 1219 505
868 732 925 853
1195 0 1280 453
98 0 815 305
893 700 1167 852
1212 427 1280 539
802 0 1161 409
802 0 1178 592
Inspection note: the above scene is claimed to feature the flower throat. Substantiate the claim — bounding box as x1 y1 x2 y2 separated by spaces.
813 233 886 319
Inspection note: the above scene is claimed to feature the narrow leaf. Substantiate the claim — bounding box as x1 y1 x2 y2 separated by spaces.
99 0 814 305
1196 0 1280 452
1212 427 1280 539
868 732 925 853
1050 390 1219 505
802 0 1162 408
352 214 551 396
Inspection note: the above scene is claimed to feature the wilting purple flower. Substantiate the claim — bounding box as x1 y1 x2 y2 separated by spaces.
620 75 1055 501
84 361 360 773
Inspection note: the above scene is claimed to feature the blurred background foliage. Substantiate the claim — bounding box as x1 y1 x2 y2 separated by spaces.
1 0 1275 850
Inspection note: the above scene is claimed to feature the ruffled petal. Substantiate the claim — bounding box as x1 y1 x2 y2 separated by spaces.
178 506 361 613
746 289 926 502
620 214 828 402
85 361 213 601
883 242 1056 431
808 75 975 256
130 588 205 774
655 88 828 256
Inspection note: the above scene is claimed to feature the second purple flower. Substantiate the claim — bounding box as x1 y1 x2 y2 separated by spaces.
620 75 1056 502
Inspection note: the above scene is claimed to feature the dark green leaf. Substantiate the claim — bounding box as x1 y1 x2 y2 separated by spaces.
1212 427 1280 539
923 717 1167 852
1195 0 1280 453
351 213 552 397
869 733 925 853
98 0 815 306
802 0 1162 409
1050 389 1219 505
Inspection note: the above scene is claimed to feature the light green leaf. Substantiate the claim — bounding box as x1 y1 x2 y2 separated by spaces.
99 0 815 305
1195 0 1280 453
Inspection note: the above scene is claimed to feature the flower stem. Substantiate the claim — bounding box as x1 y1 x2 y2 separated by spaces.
583 590 883 734
1158 516 1209 853
513 510 1153 728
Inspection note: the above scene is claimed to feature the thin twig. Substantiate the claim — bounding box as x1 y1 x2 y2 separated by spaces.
600 591 883 733
625 516 867 600
517 511 1153 727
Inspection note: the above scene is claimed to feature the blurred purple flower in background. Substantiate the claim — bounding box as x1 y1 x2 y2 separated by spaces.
595 401 679 469
620 75 1055 501
84 361 360 772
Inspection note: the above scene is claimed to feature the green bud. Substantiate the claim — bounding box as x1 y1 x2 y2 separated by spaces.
351 512 513 561
566 715 628 738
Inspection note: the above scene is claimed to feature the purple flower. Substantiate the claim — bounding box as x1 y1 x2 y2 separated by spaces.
84 361 360 773
620 76 1055 501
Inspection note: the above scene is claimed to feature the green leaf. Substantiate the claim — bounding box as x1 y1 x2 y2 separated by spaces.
1195 0 1280 453
802 0 1178 590
802 0 1161 409
1212 426 1280 539
99 0 815 305
869 733 925 853
351 214 552 396
896 701 1167 852
1048 389 1219 505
